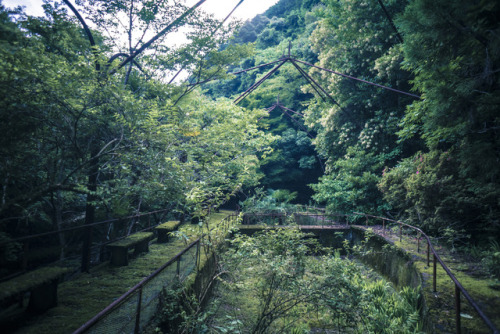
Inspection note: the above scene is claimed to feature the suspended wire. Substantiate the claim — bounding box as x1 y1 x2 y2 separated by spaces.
169 0 246 85
189 53 420 105
293 58 420 99
290 59 343 108
187 59 284 86
234 60 288 104
290 59 328 102
112 0 209 74
376 0 404 44
279 104 305 118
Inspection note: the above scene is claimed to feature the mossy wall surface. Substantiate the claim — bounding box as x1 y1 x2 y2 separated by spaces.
351 227 422 289
350 227 432 332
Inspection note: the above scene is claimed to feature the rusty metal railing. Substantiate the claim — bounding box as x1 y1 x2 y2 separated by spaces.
73 212 238 334
0 209 171 280
73 237 201 334
353 212 499 334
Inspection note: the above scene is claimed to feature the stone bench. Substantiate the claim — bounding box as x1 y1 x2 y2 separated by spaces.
107 232 154 266
155 220 181 243
0 266 70 313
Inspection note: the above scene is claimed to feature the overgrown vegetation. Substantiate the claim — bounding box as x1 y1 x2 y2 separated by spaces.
205 0 500 253
158 227 423 334
1 0 499 331
0 1 273 275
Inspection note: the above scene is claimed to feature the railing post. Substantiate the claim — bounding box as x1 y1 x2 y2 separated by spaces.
382 220 385 235
177 255 181 277
455 285 461 334
399 224 402 242
134 286 143 334
427 241 430 266
365 216 368 227
417 235 420 253
433 254 437 292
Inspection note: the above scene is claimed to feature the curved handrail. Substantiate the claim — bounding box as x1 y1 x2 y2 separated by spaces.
73 212 237 334
353 212 499 334
73 237 201 334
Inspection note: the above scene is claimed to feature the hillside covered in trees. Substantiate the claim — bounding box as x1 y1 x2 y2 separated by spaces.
205 0 500 248
0 0 499 298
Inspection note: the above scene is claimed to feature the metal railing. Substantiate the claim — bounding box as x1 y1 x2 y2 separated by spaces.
352 212 499 334
0 209 172 280
241 210 347 226
73 212 239 334
241 209 498 333
73 238 201 334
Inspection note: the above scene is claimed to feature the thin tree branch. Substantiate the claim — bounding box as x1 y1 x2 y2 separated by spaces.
61 0 100 72
112 0 209 75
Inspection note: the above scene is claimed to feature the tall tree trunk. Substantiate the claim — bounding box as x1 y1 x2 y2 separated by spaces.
51 189 66 261
81 148 99 273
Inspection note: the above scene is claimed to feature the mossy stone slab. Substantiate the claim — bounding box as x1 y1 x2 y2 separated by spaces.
107 232 154 266
0 267 69 313
155 221 181 243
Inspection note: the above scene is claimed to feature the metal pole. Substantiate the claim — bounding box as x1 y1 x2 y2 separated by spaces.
417 236 420 253
399 224 402 242
455 285 461 334
427 241 430 266
177 256 181 277
134 286 143 334
433 254 437 292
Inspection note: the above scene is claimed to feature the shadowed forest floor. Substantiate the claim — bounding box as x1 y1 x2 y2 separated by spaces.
1 211 232 334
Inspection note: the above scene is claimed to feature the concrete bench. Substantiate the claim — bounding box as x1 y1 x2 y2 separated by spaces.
107 232 154 266
0 267 69 313
155 220 181 243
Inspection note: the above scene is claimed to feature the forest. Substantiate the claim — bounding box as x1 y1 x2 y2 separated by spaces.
0 0 499 333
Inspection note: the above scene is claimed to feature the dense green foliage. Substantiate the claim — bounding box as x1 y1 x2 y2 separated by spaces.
304 0 416 216
222 0 500 243
206 0 500 248
0 1 273 270
184 228 422 333
379 0 500 240
1 0 499 276
204 1 324 204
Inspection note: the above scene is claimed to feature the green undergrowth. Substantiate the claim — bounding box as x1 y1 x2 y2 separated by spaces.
364 226 500 333
6 210 233 334
201 227 423 333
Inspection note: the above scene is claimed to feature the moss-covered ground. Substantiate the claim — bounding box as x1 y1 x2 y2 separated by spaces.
1 210 233 334
356 225 500 333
